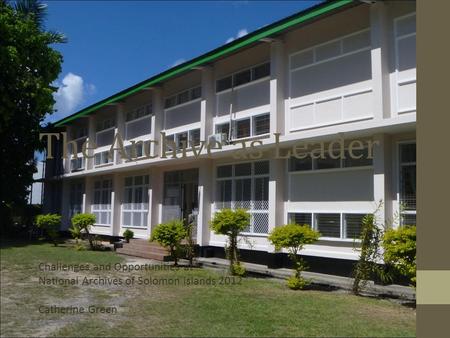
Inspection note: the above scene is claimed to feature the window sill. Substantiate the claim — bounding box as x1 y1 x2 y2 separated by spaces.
94 163 114 168
289 166 373 174
239 232 268 238
318 237 361 243
231 133 270 143
121 225 148 229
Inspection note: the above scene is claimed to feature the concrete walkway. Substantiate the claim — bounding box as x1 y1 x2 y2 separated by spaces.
197 257 416 302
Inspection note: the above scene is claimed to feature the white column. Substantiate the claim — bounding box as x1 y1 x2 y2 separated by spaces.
197 160 213 246
82 180 87 214
84 177 92 216
150 166 163 229
63 125 72 173
87 115 96 170
200 67 215 142
111 172 121 236
370 1 391 120
151 88 164 158
372 133 392 227
115 104 125 164
61 179 70 229
268 158 285 252
270 40 286 136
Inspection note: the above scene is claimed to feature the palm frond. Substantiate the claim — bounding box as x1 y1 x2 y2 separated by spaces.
14 0 47 28
46 30 67 44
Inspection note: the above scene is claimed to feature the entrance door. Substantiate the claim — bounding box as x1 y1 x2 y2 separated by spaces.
162 169 199 226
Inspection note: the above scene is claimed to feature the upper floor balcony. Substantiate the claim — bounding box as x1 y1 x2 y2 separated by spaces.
213 61 271 143
163 85 202 149
53 1 415 178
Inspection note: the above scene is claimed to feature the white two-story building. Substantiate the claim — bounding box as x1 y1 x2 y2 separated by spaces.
43 0 416 273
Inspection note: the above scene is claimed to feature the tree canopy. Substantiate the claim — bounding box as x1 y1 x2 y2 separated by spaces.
0 0 64 227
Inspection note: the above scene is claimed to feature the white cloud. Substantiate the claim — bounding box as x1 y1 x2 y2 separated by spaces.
171 58 186 67
237 28 248 38
225 28 248 44
48 72 95 123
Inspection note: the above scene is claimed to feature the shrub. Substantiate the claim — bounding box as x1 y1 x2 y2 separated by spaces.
287 275 309 290
383 225 416 286
150 220 186 266
123 229 134 243
210 209 250 275
268 223 319 290
351 212 392 294
69 224 82 243
71 213 97 250
36 214 61 246
231 262 246 277
184 214 196 267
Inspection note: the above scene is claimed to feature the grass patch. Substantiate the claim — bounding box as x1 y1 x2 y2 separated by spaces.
1 241 415 337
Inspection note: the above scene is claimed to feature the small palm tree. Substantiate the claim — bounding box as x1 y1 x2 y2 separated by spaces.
14 0 66 43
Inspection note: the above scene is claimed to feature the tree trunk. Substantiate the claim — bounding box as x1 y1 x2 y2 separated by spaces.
84 228 94 250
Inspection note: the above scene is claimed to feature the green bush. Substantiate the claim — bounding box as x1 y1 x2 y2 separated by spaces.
268 224 320 290
287 275 309 290
351 212 392 294
71 213 97 250
150 220 186 266
184 214 197 267
123 229 134 242
231 262 246 277
69 225 82 242
36 214 61 246
210 208 250 275
383 225 416 286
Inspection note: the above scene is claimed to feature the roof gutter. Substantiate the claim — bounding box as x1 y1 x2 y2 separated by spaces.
54 0 355 127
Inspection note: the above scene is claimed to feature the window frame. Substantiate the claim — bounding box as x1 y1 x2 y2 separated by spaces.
69 181 84 220
95 126 116 148
94 150 113 167
215 61 271 93
288 147 373 173
91 179 113 226
164 86 202 110
124 105 153 141
393 12 416 114
165 128 201 152
121 175 150 228
287 211 366 241
124 140 151 161
215 161 270 235
70 156 85 172
397 141 416 226
289 28 371 73
225 113 270 141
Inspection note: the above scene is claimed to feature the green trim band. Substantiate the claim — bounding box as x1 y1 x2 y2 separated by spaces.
54 0 354 127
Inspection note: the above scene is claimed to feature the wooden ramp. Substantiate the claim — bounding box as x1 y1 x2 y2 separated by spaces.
116 238 171 261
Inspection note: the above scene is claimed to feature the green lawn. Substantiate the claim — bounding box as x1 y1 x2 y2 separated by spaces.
0 241 416 337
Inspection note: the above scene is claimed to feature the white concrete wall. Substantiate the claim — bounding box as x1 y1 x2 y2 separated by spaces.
52 2 416 261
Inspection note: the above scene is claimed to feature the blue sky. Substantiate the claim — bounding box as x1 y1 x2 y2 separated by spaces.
45 0 321 123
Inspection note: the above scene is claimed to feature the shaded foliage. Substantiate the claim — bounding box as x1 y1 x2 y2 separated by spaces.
71 213 97 250
35 213 60 245
0 0 64 232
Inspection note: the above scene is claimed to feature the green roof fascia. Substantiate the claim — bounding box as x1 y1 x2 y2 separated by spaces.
54 0 354 127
